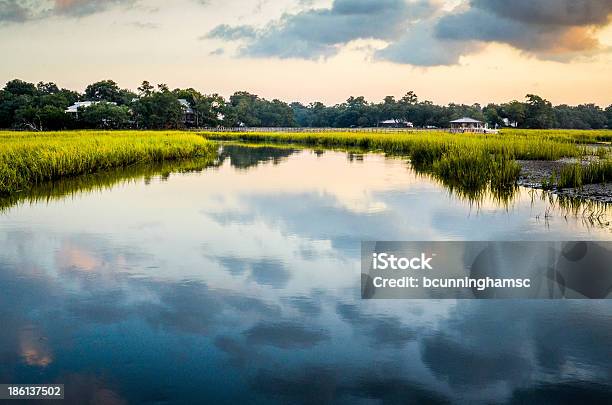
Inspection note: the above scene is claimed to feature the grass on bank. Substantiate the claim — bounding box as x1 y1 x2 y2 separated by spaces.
199 130 591 161
0 131 216 196
0 157 217 212
200 129 612 201
557 160 612 189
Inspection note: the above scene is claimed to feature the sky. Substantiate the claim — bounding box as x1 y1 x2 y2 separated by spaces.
0 0 611 106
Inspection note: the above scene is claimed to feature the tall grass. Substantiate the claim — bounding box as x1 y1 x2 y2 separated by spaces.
557 161 612 189
0 131 216 195
500 129 612 144
200 130 594 201
199 130 584 162
0 157 218 212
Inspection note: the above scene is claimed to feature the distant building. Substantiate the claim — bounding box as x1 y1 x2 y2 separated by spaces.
65 101 117 117
450 117 486 132
379 119 413 128
502 118 518 128
178 99 196 126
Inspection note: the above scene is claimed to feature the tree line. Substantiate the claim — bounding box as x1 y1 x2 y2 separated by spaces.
0 79 610 130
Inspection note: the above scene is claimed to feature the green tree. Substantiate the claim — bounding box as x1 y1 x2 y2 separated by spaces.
78 102 130 129
501 101 527 127
132 85 182 129
524 94 554 129
483 104 503 127
137 81 154 97
85 80 121 103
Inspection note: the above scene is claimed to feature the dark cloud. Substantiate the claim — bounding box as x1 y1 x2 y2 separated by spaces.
206 0 611 65
52 0 136 18
434 0 612 61
472 0 612 27
0 0 137 23
205 23 257 41
205 0 434 59
0 0 32 23
375 19 482 66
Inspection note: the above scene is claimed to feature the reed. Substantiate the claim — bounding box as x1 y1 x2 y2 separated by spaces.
199 130 585 162
0 130 216 195
557 160 612 189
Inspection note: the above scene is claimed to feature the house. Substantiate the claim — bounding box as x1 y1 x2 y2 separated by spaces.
178 99 195 126
450 117 486 133
379 119 413 128
65 101 117 118
502 118 518 128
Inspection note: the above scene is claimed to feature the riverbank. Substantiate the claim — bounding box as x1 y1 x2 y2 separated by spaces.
0 131 216 196
519 158 612 203
201 129 612 203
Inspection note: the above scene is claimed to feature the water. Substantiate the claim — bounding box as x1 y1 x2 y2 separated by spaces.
1 145 611 404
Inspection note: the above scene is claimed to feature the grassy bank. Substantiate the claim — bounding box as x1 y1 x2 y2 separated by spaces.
0 131 216 195
500 129 612 144
199 130 588 161
557 160 612 189
0 157 217 212
200 130 602 200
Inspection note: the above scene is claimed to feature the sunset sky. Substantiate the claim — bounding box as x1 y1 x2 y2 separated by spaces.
1 0 611 106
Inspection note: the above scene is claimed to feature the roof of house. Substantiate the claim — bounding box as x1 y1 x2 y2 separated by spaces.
379 119 412 124
65 101 116 113
450 117 483 123
178 99 194 114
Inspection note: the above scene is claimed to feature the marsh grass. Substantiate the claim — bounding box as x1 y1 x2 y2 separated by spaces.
500 129 612 144
202 130 591 203
0 157 218 212
0 131 216 195
557 161 612 189
201 130 585 161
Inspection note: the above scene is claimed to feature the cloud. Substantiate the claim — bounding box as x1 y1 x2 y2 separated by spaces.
53 0 136 17
0 0 32 23
472 0 612 27
206 0 612 65
129 21 158 29
205 23 257 41
434 0 612 61
205 0 435 60
0 0 137 23
375 19 481 66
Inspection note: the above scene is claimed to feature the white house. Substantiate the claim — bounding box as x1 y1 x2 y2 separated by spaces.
450 117 486 132
65 101 117 118
502 118 518 128
379 119 413 128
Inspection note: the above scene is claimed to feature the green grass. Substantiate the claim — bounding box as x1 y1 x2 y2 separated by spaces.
200 129 612 202
0 130 217 196
199 130 587 161
0 157 217 212
500 129 612 144
557 160 612 189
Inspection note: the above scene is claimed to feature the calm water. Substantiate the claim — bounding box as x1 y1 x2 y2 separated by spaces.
1 145 611 404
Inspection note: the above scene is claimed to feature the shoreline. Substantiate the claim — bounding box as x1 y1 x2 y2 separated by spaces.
518 159 612 203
